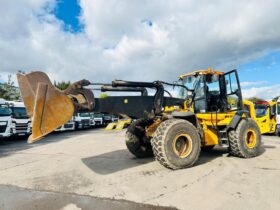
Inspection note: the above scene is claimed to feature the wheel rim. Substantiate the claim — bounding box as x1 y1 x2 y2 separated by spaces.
245 129 257 149
172 133 193 158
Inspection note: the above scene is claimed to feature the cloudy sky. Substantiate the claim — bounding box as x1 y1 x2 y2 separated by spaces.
0 0 280 99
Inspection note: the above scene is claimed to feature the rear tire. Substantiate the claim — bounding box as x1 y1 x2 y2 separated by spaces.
151 119 201 169
125 119 153 158
228 118 261 158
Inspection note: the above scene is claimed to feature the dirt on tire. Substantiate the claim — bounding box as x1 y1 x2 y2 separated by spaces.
228 118 262 158
151 119 201 169
125 119 154 158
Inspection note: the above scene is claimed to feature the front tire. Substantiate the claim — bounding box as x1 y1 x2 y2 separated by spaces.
151 119 201 169
125 119 153 158
228 118 261 158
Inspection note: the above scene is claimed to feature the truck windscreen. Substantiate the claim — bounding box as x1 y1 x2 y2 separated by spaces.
79 113 90 117
255 105 268 118
94 114 103 118
0 105 12 116
12 107 29 119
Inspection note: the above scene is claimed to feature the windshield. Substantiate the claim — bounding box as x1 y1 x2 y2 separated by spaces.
104 115 112 119
178 75 200 99
0 105 12 117
79 113 90 117
278 103 280 115
12 107 29 119
255 105 268 118
94 113 103 118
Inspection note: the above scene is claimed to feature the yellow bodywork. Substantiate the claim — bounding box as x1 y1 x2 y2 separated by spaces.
179 67 224 79
147 99 256 147
254 101 277 134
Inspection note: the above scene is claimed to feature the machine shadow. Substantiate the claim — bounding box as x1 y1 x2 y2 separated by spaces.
196 143 266 166
82 149 154 175
196 147 229 166
82 147 231 174
84 142 268 174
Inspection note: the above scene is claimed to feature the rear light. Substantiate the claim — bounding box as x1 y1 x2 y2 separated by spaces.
255 101 269 105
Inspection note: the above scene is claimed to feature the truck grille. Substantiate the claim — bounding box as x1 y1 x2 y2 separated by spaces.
81 119 90 125
95 120 102 125
15 123 28 133
64 123 73 129
0 125 7 133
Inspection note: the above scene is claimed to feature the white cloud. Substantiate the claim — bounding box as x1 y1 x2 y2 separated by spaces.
1 0 280 85
243 85 280 100
240 81 268 87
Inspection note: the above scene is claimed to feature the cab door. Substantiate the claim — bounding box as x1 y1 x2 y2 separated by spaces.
269 104 277 133
256 105 270 134
224 70 243 111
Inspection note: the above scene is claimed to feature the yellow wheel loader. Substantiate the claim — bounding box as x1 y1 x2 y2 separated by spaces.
17 68 262 169
254 101 277 135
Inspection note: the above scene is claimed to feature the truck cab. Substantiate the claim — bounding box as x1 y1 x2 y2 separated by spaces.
103 114 113 125
91 113 104 127
0 98 12 138
55 117 75 132
8 101 32 136
254 101 277 135
74 113 91 129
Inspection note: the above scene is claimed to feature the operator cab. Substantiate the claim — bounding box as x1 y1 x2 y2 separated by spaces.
179 68 243 113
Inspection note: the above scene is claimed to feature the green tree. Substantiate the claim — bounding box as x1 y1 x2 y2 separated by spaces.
100 93 109 98
247 97 266 103
0 74 20 100
54 80 71 90
272 96 279 102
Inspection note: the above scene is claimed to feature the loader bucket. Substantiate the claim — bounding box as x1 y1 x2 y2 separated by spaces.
17 71 75 143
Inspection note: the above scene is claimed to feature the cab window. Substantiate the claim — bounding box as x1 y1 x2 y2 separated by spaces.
0 105 12 117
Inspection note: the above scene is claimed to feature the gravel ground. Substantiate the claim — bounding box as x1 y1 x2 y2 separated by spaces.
0 129 280 210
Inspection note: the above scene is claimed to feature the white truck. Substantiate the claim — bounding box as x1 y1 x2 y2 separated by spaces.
0 98 12 138
89 113 96 127
276 98 280 136
74 113 92 129
8 101 32 136
56 117 75 132
91 113 104 127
